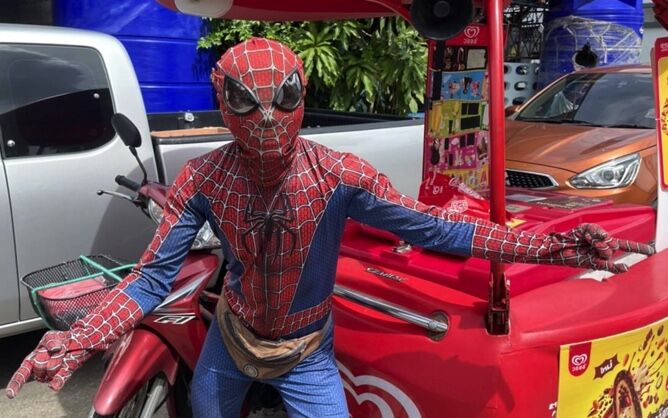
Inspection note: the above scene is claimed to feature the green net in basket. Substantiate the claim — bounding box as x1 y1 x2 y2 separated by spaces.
21 255 134 331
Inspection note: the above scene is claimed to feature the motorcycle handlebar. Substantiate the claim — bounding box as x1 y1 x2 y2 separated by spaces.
115 175 141 192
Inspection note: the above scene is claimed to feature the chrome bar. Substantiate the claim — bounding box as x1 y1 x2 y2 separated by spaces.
333 285 448 333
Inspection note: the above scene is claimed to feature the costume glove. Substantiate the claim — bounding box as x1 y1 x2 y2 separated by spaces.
6 289 142 398
470 222 655 273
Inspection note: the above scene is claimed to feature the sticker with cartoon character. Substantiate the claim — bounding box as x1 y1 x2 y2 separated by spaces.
423 131 490 192
441 70 486 100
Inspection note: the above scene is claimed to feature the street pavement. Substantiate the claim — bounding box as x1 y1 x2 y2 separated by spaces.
0 329 167 418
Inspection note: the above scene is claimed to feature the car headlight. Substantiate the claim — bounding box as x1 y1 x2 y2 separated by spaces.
147 199 221 250
569 153 641 189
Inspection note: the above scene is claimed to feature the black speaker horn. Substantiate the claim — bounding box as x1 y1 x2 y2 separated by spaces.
410 0 474 41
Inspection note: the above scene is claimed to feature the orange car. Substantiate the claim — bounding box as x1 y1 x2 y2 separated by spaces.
506 65 658 206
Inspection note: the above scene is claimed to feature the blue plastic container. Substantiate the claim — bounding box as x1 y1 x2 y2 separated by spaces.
53 0 215 113
538 0 643 87
545 0 644 35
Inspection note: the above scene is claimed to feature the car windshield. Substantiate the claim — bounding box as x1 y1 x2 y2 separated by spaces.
515 72 655 129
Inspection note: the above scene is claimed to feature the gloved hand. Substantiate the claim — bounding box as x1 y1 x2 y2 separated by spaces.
552 223 655 273
471 222 655 273
6 330 93 398
6 288 142 398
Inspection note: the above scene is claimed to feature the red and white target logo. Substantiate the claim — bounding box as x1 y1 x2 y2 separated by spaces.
464 26 480 39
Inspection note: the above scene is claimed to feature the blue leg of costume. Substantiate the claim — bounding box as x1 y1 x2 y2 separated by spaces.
191 318 253 418
267 326 348 418
191 319 348 418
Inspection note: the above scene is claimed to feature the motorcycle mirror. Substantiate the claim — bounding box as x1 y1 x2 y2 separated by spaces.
110 113 148 186
111 113 142 148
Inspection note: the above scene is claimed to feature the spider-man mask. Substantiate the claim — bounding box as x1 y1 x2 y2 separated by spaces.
212 38 306 187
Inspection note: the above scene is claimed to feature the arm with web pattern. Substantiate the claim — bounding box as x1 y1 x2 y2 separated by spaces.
341 154 655 273
7 162 207 398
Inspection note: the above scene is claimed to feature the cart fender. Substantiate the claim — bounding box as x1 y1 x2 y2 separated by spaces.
93 328 179 416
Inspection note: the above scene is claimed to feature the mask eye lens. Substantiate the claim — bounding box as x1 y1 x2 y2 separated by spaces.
274 72 302 111
223 77 259 115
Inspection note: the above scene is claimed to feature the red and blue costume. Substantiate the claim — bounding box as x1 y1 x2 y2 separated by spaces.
7 38 655 417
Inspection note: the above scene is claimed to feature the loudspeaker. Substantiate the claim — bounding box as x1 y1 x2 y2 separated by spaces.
410 0 474 41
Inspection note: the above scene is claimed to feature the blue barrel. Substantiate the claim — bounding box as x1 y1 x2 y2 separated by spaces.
538 0 643 87
53 0 215 113
546 0 644 35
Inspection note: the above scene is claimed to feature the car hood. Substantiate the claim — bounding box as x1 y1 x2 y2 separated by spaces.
505 119 655 173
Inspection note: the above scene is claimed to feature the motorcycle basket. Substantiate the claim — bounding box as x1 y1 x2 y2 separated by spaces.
21 255 134 330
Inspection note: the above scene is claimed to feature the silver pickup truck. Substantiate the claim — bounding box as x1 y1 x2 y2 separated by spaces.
0 23 423 337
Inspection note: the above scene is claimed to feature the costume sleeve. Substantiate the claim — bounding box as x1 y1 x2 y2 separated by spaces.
114 161 208 314
69 161 208 350
343 155 477 257
342 154 650 271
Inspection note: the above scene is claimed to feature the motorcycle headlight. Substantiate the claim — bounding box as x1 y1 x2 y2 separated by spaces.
147 199 221 250
148 198 164 224
569 153 641 189
191 222 221 250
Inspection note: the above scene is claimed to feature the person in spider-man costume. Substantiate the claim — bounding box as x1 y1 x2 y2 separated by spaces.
6 38 655 417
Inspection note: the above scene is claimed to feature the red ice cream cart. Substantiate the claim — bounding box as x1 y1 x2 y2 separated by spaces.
158 0 668 416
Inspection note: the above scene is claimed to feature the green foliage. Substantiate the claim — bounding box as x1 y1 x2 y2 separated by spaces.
198 18 427 115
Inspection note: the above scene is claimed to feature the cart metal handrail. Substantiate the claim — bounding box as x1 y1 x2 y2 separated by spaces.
333 285 448 333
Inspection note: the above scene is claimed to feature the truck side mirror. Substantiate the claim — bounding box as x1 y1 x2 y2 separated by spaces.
111 113 142 148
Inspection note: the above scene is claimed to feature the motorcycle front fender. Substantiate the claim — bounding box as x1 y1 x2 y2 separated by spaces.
93 328 179 416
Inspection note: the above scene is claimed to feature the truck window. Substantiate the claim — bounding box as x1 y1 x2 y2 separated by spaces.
0 44 114 158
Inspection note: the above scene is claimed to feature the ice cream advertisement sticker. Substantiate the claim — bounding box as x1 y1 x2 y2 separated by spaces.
557 318 668 418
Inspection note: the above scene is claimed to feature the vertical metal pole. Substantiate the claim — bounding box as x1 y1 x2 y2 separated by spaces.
422 40 435 181
486 0 509 335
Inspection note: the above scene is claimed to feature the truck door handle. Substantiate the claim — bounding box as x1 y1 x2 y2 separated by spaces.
333 285 448 333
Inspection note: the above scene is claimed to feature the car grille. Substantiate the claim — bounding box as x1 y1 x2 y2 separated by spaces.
506 170 558 189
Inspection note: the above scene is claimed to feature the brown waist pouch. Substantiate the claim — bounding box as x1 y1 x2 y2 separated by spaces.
216 297 329 379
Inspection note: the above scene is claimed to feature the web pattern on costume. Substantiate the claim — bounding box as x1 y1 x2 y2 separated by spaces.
212 38 304 185
118 163 202 305
187 140 340 338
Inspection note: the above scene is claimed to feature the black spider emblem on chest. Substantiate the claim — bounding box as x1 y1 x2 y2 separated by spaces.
241 192 297 259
